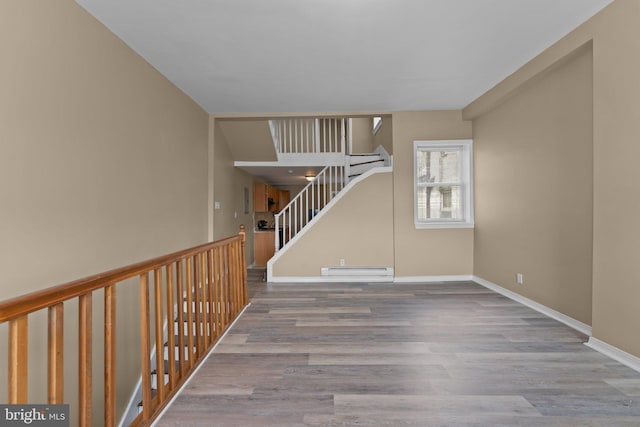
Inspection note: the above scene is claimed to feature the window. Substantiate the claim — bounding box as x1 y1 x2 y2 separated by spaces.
414 140 474 228
372 116 382 134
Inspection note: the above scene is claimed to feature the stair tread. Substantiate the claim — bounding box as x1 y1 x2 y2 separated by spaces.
137 389 157 407
151 360 181 375
179 312 211 322
164 335 206 346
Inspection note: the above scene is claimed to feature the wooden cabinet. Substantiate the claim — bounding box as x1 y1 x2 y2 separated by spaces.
255 183 290 213
254 183 268 212
279 190 290 210
254 231 275 267
268 186 279 211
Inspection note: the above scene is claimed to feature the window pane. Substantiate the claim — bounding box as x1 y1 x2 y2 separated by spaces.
416 149 460 184
416 185 462 220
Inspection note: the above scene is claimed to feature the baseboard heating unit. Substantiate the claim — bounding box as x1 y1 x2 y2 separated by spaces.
321 266 394 278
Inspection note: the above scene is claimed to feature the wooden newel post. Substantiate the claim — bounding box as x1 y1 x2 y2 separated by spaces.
239 225 249 304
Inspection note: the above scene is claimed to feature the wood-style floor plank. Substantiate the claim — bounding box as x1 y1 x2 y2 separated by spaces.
157 272 640 426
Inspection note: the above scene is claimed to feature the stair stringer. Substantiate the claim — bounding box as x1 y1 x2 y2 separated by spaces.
267 166 393 282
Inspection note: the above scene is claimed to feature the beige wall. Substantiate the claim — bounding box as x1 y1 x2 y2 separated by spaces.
391 111 474 277
213 119 255 264
0 0 209 422
271 172 394 276
472 47 593 325
465 0 640 358
374 114 393 155
218 120 277 161
350 117 374 153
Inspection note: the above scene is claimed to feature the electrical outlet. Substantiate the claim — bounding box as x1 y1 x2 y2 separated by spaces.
214 201 221 209
516 273 524 285
340 258 345 266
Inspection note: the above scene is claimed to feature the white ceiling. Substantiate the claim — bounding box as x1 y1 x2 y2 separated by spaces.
75 0 612 114
235 164 326 187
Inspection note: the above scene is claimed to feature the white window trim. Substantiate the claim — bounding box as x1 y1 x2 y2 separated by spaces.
413 139 474 229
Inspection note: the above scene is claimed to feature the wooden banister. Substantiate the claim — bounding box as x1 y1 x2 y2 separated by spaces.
0 234 242 322
1 226 250 427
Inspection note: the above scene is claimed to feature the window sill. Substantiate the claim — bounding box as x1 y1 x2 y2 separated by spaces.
415 221 474 230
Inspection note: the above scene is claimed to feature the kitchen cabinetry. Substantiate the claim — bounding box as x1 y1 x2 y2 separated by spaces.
279 190 290 210
254 183 290 213
254 231 275 267
268 186 279 211
254 183 268 212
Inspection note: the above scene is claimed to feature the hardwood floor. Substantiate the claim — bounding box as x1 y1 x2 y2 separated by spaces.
157 271 640 426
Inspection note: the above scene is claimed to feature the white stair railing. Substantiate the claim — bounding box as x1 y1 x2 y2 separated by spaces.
275 165 346 252
269 118 347 155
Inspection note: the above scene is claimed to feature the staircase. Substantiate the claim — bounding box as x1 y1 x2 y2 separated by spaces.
121 296 202 423
121 250 248 427
274 146 391 253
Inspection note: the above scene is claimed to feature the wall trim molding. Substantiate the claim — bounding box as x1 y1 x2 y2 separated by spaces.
268 276 394 284
586 337 640 374
472 275 592 336
394 275 473 283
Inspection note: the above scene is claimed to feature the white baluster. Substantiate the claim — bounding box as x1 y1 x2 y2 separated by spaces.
304 119 312 153
311 179 315 221
275 214 280 252
341 118 346 154
314 119 320 153
323 119 327 153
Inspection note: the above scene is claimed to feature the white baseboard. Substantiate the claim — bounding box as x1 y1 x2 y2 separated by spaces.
267 274 471 284
586 337 640 373
394 275 473 283
268 276 393 283
472 275 592 336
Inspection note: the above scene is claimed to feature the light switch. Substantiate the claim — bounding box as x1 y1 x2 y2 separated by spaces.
214 201 221 209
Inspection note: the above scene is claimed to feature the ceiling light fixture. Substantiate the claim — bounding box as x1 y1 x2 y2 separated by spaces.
305 175 315 182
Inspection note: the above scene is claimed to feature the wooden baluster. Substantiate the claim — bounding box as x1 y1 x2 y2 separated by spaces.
8 315 28 403
220 246 228 327
165 263 177 389
79 293 92 427
236 241 242 311
200 252 209 347
224 246 231 324
217 247 226 331
235 241 241 314
176 261 186 377
192 256 202 357
207 249 215 340
213 247 221 335
153 268 165 401
185 259 195 368
139 273 152 420
48 303 64 404
240 225 248 305
229 243 236 317
104 285 116 427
